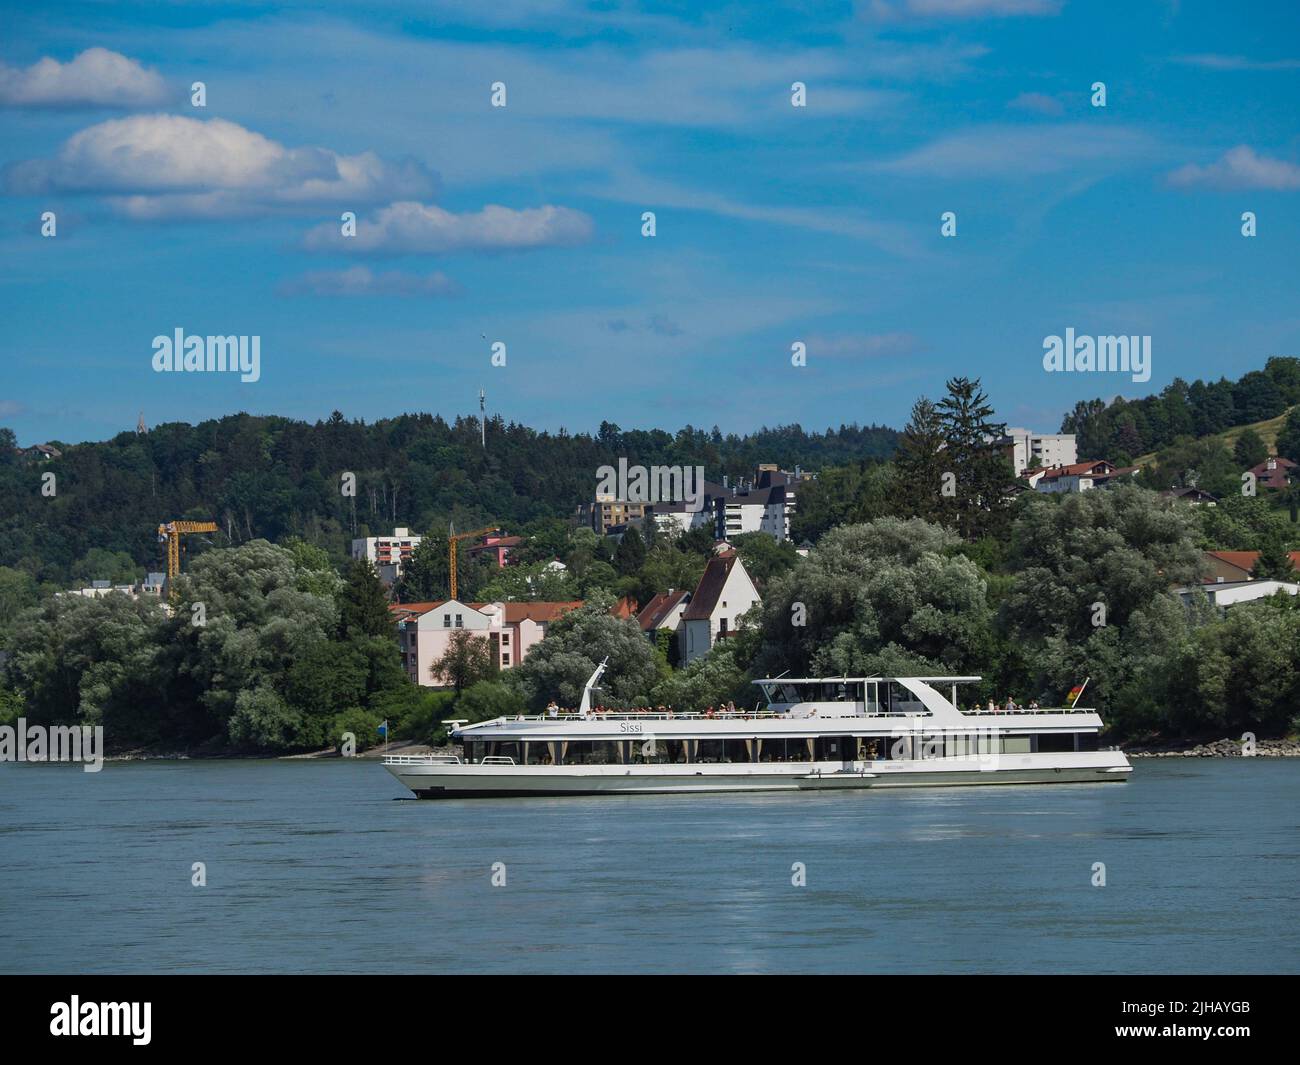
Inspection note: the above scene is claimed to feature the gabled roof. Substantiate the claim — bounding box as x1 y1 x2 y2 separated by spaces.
683 551 747 621
499 601 583 624
1038 460 1115 480
637 589 690 631
1203 550 1300 577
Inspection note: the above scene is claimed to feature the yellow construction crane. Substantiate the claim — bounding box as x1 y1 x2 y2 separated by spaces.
448 523 497 601
157 520 219 596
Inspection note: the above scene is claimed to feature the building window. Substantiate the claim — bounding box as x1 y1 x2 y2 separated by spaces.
719 618 728 635
501 633 510 645
455 614 463 628
443 615 451 628
502 653 511 666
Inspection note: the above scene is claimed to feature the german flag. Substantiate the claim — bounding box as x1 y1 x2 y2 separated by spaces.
1065 679 1090 707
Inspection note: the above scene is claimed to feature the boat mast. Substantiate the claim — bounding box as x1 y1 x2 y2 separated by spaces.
578 657 609 717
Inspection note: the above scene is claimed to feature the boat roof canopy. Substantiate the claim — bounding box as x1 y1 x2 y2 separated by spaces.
754 676 982 685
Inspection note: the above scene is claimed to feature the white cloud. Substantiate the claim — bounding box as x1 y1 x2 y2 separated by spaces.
1167 146 1300 190
279 266 460 297
302 201 594 255
4 114 436 217
801 332 920 359
1007 91 1064 116
865 0 1060 19
0 47 167 109
1171 54 1300 72
872 123 1157 178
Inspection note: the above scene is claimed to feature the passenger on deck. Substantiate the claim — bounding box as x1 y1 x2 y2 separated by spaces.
546 700 559 718
1028 699 1040 710
987 699 997 714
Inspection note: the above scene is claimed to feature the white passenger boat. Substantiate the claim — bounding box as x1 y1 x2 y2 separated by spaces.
383 660 1132 798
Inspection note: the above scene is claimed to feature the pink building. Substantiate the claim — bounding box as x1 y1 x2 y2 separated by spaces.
467 534 524 568
392 599 582 687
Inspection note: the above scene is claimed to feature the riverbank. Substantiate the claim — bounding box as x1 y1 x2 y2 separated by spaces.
1123 737 1300 758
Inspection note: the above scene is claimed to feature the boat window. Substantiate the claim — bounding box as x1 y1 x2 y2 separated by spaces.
1037 733 1076 753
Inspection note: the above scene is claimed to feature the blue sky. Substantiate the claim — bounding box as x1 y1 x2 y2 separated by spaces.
2 0 1298 446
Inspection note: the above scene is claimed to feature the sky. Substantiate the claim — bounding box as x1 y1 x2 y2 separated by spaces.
1 0 1298 447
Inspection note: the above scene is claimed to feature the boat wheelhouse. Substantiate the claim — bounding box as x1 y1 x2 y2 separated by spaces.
382 661 1132 798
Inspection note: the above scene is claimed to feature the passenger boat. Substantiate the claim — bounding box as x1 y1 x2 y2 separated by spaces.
382 660 1132 798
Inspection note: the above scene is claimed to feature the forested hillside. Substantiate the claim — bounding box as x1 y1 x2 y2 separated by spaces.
0 414 898 588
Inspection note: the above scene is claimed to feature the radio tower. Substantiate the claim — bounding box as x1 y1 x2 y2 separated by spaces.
479 387 486 448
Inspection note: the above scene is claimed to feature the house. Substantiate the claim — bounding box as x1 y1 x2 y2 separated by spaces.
467 534 523 567
1162 487 1219 506
1245 456 1297 491
62 572 168 603
637 589 691 642
391 599 583 686
1028 460 1140 494
1201 550 1300 583
680 550 761 664
1176 579 1300 610
995 428 1077 476
352 527 422 585
15 443 62 462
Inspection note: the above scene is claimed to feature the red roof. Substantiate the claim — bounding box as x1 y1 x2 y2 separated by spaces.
637 590 690 631
1204 550 1300 577
499 601 583 624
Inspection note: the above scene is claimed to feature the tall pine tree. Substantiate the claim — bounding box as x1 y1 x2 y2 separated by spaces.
893 397 951 527
338 559 394 640
935 377 1015 541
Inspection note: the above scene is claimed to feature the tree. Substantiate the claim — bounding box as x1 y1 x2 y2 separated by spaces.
1251 534 1295 581
509 596 664 710
613 526 646 575
430 629 495 692
1004 486 1206 645
729 532 799 589
338 559 394 640
1233 428 1268 470
752 518 993 679
935 377 1015 540
1275 409 1300 465
892 398 950 525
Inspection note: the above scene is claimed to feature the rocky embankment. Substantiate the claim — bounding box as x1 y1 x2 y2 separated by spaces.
1124 737 1300 758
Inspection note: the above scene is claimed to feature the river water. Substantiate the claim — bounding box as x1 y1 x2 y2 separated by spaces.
1 757 1296 973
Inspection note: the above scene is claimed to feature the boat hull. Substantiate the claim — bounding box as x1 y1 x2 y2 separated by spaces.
385 752 1132 799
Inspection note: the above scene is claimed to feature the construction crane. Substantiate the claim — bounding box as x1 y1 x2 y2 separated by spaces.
448 523 497 602
157 520 219 596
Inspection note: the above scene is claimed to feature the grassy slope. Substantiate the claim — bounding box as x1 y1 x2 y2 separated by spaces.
1134 405 1296 467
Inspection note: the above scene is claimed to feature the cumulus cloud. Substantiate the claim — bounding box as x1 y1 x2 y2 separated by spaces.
1167 146 1300 191
0 47 167 109
302 201 594 255
279 266 460 298
3 114 436 217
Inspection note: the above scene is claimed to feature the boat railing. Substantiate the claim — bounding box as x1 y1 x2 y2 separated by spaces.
383 754 462 765
479 755 517 765
957 707 1091 716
